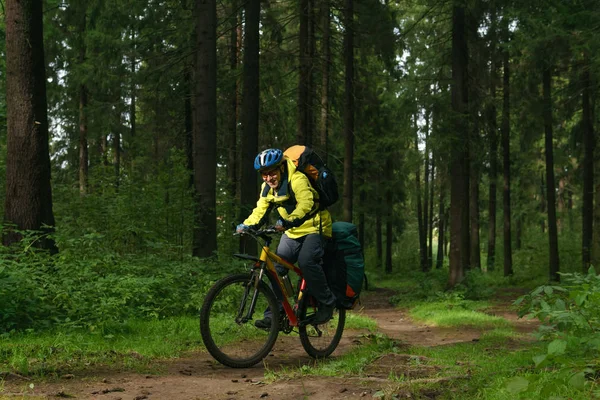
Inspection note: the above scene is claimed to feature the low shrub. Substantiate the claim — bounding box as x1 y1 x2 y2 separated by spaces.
512 267 600 397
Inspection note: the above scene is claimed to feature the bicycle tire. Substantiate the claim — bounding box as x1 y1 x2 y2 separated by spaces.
298 296 346 358
200 273 280 368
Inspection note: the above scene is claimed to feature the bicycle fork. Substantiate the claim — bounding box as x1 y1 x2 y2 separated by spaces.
235 269 264 324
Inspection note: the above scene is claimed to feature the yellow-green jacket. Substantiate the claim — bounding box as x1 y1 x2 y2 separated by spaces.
243 158 332 238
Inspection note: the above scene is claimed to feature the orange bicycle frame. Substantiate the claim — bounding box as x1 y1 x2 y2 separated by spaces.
257 245 304 327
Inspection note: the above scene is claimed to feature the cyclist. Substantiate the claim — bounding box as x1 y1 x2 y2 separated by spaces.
237 148 336 327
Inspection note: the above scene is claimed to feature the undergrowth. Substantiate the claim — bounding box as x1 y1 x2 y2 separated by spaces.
0 233 247 333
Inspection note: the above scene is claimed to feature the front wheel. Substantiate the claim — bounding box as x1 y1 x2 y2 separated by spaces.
200 273 280 368
298 296 346 358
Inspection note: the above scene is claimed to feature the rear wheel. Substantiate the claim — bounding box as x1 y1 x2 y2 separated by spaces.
200 273 280 368
298 296 346 358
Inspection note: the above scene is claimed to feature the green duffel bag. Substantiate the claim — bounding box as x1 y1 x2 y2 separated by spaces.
324 222 365 309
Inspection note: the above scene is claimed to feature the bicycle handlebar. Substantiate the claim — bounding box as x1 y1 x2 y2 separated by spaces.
234 227 281 243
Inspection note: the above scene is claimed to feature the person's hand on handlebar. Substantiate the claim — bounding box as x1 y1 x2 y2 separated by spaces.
236 223 249 234
274 219 286 232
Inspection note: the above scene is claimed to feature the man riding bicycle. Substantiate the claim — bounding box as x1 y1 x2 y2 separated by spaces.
236 148 336 327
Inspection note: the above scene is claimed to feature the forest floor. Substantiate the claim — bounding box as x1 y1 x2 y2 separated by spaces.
0 287 539 400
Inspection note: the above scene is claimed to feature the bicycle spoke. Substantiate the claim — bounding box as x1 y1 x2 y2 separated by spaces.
298 297 346 358
200 274 280 368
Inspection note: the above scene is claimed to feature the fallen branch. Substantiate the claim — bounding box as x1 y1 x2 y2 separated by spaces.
0 371 31 381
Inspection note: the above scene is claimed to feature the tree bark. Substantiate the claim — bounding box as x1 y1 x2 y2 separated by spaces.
470 154 481 269
227 0 239 200
298 0 310 145
79 84 89 195
78 8 89 196
342 0 355 223
307 0 316 146
376 199 383 269
358 173 365 249
542 67 560 281
468 7 481 271
428 157 435 270
129 26 137 171
448 3 470 287
385 157 393 273
319 0 331 161
113 125 120 189
582 54 595 273
415 121 426 271
184 68 194 189
239 0 261 255
501 20 513 277
423 115 431 272
3 0 57 252
486 44 498 271
436 176 446 269
539 173 546 233
192 0 217 257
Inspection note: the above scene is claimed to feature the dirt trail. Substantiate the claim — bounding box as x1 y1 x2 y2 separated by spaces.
1 288 537 400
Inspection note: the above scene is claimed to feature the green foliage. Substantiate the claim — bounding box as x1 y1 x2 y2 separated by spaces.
0 231 247 332
511 267 600 397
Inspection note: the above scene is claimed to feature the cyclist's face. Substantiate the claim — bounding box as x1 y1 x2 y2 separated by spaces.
261 167 281 189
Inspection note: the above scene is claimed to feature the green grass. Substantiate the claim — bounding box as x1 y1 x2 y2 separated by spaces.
398 330 599 400
345 311 378 331
0 317 203 377
409 301 511 328
265 332 400 381
269 325 598 399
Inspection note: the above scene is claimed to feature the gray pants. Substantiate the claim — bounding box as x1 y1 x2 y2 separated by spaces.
264 234 336 318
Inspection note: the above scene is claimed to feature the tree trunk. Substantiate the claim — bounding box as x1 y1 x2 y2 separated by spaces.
192 0 217 258
470 155 481 270
129 26 137 171
486 63 498 271
582 54 595 273
448 3 470 287
542 67 559 281
540 173 546 233
486 0 498 273
515 213 522 250
376 201 383 269
319 0 331 161
436 176 446 269
592 122 600 268
113 127 120 189
307 0 316 146
501 20 513 277
358 174 365 249
423 116 431 272
415 126 427 271
385 157 393 273
342 0 354 223
298 0 310 145
239 0 261 255
78 8 89 196
227 0 239 200
428 158 435 270
79 84 89 195
184 68 194 189
3 0 57 252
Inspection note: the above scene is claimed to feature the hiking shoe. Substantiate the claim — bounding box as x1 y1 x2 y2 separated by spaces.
254 317 272 329
312 303 334 325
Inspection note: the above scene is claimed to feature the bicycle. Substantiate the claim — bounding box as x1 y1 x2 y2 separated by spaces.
199 227 346 368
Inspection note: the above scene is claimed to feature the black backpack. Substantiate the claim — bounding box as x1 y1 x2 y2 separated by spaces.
283 145 339 209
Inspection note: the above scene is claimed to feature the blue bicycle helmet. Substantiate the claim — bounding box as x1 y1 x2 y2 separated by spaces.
254 148 284 171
